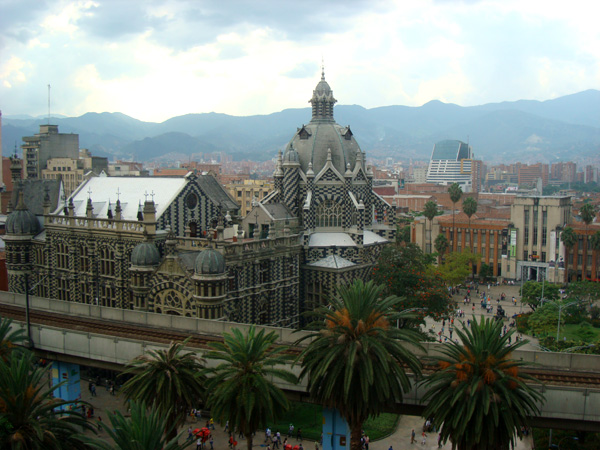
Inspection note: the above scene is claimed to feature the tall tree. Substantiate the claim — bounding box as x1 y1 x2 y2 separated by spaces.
120 338 205 442
434 233 449 263
462 197 478 252
298 279 423 450
560 226 577 283
448 183 463 250
438 250 480 287
423 200 439 254
205 326 297 450
96 401 190 450
579 203 597 278
421 316 544 450
0 316 26 362
373 244 453 322
0 351 98 450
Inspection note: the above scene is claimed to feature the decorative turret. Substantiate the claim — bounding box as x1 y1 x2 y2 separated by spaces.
192 246 228 319
6 189 40 235
309 66 337 123
4 188 39 294
282 143 301 216
129 231 161 311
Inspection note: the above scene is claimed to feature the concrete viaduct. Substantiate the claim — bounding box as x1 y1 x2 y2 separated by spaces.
1 291 599 432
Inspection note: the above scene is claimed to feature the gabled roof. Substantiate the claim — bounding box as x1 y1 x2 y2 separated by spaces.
55 176 187 220
308 255 355 269
11 179 63 216
260 203 295 221
52 175 238 220
308 232 356 247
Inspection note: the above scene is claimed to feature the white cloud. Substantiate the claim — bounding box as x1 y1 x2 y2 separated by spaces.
0 0 598 121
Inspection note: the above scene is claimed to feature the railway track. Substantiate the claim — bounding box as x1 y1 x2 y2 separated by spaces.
2 303 600 388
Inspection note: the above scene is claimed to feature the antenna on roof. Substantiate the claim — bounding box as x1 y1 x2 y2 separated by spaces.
47 84 51 125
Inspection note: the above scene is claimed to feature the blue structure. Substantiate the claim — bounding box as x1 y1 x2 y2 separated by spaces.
322 408 351 450
51 361 81 410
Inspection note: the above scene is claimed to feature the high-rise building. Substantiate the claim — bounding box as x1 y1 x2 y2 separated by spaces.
21 125 79 179
518 163 549 188
426 140 476 191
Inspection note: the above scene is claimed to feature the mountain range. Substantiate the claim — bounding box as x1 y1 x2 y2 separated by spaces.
2 89 599 164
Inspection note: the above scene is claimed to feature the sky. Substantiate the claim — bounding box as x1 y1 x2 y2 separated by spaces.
1 0 599 123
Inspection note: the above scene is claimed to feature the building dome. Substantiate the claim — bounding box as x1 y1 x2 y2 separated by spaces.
287 122 360 176
194 248 226 275
131 241 160 266
284 71 361 175
6 192 40 235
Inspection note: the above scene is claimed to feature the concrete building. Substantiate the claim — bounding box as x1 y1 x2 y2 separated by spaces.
412 195 575 281
41 150 108 198
21 125 79 179
426 140 476 192
518 163 549 188
226 179 273 218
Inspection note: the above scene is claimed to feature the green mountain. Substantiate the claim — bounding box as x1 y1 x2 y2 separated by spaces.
3 90 599 163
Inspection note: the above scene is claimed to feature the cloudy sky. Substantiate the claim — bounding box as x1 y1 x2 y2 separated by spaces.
1 0 598 122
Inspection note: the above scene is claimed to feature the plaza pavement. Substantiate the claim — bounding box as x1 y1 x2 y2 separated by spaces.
80 282 535 449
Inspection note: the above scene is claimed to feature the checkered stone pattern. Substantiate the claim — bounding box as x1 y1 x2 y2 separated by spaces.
300 263 375 318
157 178 226 237
274 174 284 202
283 167 300 216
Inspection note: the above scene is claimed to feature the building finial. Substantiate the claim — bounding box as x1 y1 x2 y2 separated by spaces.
321 57 325 81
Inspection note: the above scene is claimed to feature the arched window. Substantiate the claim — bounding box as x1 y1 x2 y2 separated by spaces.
316 200 342 228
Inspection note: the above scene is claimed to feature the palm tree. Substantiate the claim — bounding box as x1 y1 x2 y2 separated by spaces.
0 316 26 362
298 279 423 450
560 226 577 283
434 233 449 263
579 203 597 278
448 183 463 250
0 351 98 450
120 338 205 442
205 326 297 450
462 197 478 252
421 316 543 450
591 230 600 282
423 200 439 254
96 401 190 450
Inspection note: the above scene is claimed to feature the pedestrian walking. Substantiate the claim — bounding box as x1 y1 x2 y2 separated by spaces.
411 429 415 444
297 428 302 442
188 426 194 441
421 433 427 446
91 383 96 397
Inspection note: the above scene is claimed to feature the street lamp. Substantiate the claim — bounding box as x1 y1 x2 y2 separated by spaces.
539 298 588 342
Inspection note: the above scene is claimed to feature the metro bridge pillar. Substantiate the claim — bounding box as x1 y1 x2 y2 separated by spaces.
322 408 351 450
51 361 82 409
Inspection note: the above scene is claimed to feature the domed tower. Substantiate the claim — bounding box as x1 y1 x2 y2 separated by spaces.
129 235 161 310
4 189 41 293
282 143 301 216
192 247 227 319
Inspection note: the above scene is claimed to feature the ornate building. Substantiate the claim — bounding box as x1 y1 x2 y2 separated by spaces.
5 72 394 327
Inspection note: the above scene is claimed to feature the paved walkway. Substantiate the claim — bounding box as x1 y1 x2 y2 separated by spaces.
80 282 536 449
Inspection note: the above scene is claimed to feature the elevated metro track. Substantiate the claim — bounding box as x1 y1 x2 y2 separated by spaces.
2 294 600 431
2 302 600 389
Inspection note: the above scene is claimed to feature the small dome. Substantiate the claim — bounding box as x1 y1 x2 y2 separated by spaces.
6 192 40 235
283 145 299 164
131 242 160 266
6 209 40 235
194 248 226 275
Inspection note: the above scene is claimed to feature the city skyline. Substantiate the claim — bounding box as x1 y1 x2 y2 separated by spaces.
1 0 599 122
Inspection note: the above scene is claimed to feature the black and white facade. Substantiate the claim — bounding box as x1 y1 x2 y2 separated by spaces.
5 72 394 327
